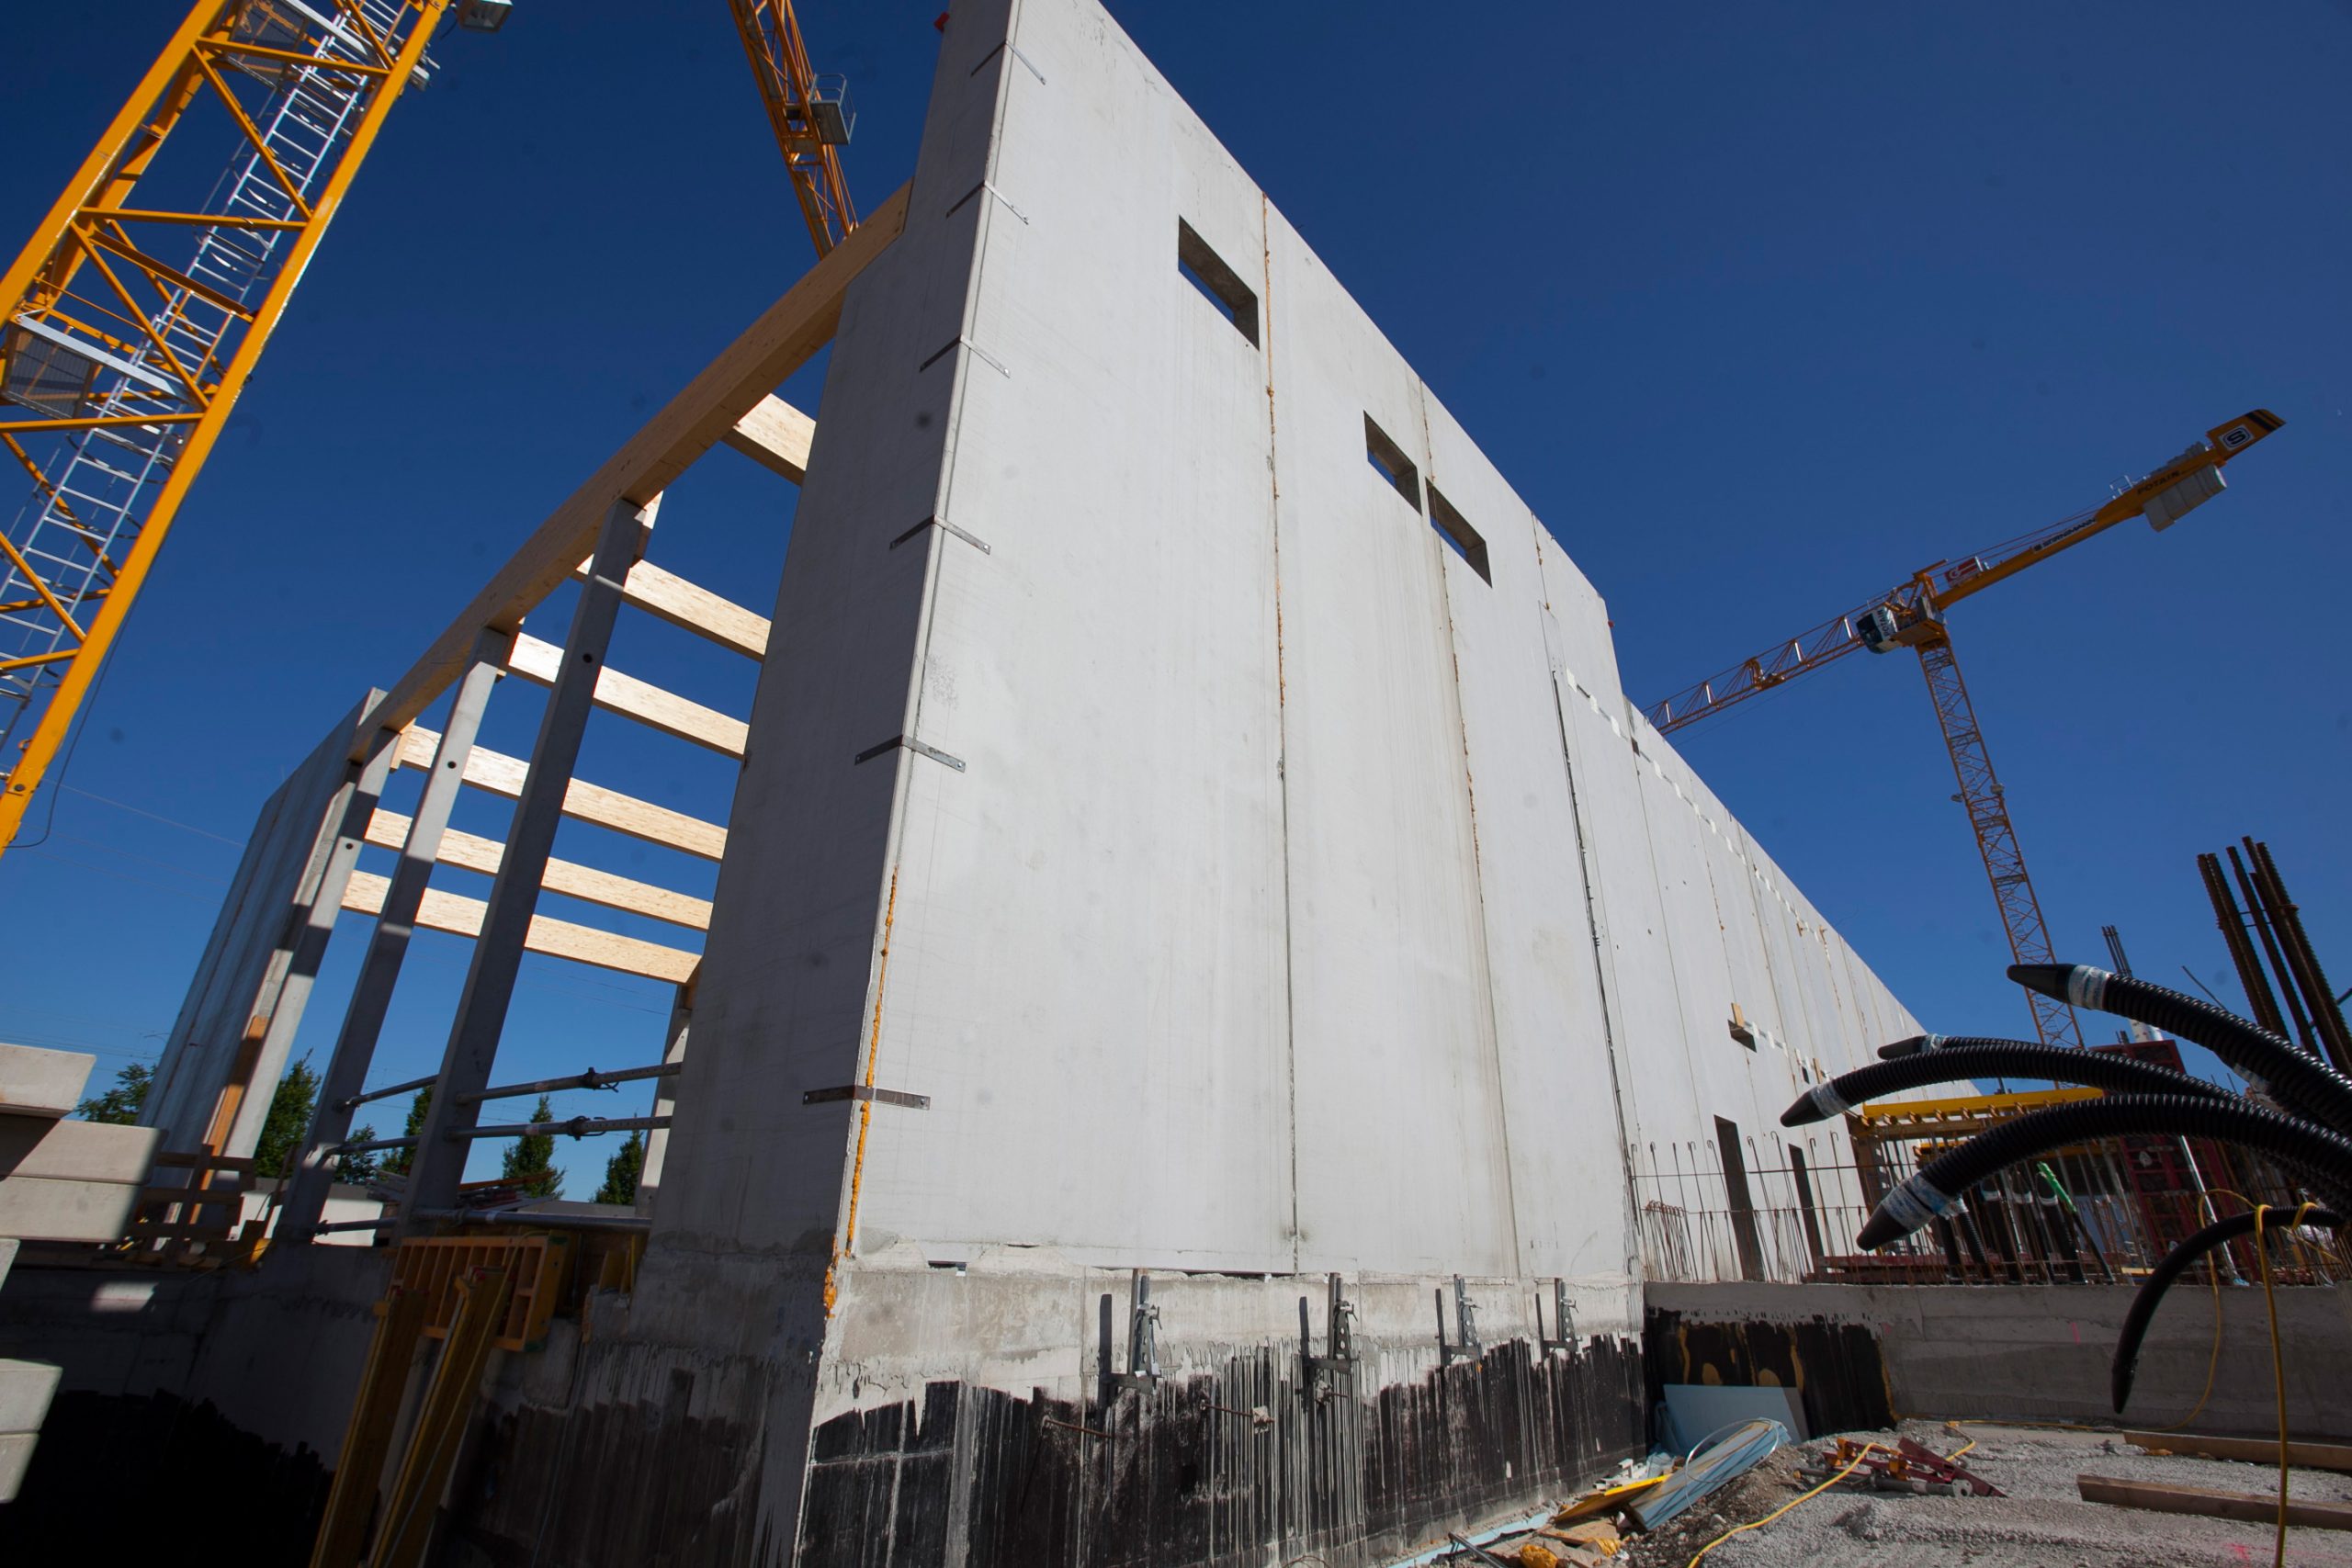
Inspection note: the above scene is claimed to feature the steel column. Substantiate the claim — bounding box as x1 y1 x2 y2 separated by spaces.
280 630 509 1245
403 497 654 1224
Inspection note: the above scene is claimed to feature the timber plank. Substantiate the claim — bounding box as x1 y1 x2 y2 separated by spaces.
572 557 770 659
506 633 748 756
363 808 712 931
2125 1432 2352 1474
2077 1473 2352 1530
394 727 727 862
722 393 815 481
341 871 700 984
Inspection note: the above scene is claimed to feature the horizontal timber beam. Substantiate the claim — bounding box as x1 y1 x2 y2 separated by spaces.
722 393 815 482
507 633 748 756
340 870 699 985
347 183 910 758
394 726 727 862
574 557 770 660
363 808 711 931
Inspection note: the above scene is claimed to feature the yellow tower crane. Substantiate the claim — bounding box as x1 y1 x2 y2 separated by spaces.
1645 410 2284 1047
0 0 857 859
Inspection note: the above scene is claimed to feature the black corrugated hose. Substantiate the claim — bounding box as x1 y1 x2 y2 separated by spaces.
1781 1043 2230 1128
2011 964 2352 1134
1855 1094 2352 1249
2111 1206 2343 1414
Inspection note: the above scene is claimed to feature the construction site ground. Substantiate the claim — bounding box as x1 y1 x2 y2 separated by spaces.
1464 1421 2352 1568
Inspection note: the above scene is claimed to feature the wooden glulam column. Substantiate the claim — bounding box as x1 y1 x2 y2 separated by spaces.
403 496 656 1225
279 628 511 1246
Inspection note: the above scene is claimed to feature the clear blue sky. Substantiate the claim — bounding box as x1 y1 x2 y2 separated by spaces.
3 2 2346 1179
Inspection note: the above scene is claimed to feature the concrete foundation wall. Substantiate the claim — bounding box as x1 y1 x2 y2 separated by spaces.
1650 1280 2352 1441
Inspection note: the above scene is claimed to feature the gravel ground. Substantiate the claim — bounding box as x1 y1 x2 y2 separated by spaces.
1601 1422 2352 1568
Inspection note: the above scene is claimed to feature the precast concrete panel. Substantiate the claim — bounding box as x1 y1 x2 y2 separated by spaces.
651 10 1018 1260
845 0 1293 1269
1533 530 1623 709
1266 205 1516 1278
1417 390 1633 1282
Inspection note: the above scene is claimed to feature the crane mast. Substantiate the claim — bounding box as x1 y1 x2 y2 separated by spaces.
0 0 481 856
1645 410 2283 1045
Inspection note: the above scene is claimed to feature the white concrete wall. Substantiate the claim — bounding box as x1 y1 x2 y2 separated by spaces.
658 0 1917 1303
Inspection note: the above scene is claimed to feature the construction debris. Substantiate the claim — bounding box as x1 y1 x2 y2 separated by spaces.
1796 1436 2003 1497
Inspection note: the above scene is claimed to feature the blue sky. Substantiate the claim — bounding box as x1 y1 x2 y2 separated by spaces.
3 2 2346 1179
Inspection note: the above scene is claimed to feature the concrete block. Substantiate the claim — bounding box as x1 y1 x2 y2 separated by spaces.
0 1358 61 1433
0 1175 141 1243
0 1043 95 1117
0 1117 159 1184
0 1430 33 1504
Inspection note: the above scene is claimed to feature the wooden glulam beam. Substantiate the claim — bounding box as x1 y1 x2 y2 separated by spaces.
363 807 712 931
347 183 910 758
340 869 699 985
573 557 770 660
506 633 749 757
394 726 727 862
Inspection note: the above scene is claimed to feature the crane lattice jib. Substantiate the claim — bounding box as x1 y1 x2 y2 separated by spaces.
1644 411 2282 736
0 0 453 852
1914 630 2080 1047
1639 409 2281 1049
727 0 858 256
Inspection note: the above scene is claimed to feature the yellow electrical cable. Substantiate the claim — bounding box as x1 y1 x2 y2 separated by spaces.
2254 1201 2311 1568
2146 1240 2227 1435
1683 1441 1884 1567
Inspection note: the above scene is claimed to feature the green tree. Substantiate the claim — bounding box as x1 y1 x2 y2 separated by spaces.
594 1131 645 1207
74 1060 152 1124
500 1095 564 1200
380 1087 431 1177
253 1054 320 1179
335 1126 381 1185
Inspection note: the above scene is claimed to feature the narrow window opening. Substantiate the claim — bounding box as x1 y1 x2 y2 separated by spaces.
1363 414 1421 510
1425 482 1490 584
1176 220 1259 346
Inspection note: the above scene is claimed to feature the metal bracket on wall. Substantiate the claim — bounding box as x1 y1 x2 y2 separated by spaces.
802 1085 931 1109
1109 1269 1161 1391
888 513 993 555
1437 1275 1480 1366
852 734 967 773
1300 1271 1358 1404
1538 1278 1577 1356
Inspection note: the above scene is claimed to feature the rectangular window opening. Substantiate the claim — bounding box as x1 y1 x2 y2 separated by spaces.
1176 220 1259 346
1425 482 1490 584
1363 414 1421 511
